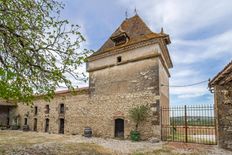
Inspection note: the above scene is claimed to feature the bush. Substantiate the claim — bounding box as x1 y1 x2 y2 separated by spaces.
11 125 20 130
130 130 140 141
129 105 149 141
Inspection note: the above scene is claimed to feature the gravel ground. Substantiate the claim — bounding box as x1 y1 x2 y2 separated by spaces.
65 135 163 154
0 130 231 155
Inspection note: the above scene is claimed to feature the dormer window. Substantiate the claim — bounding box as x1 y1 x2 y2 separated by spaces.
111 32 129 46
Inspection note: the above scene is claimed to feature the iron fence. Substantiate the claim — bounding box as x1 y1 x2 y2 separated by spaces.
161 105 217 145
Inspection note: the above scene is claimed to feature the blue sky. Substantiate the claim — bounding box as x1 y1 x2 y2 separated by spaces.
61 0 232 106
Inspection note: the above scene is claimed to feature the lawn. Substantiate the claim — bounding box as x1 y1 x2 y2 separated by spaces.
0 131 112 155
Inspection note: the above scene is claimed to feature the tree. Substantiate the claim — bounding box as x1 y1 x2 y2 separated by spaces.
129 105 149 131
0 0 91 103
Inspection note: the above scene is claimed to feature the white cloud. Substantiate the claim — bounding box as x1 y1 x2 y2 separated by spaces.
170 70 209 99
117 0 232 100
170 85 209 99
172 69 199 78
118 0 232 37
172 30 232 64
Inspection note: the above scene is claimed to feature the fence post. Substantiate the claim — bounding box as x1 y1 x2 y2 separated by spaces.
214 104 218 145
184 105 188 143
160 107 163 141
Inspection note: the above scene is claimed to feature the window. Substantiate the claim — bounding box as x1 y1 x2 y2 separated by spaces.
114 35 127 46
59 118 65 134
45 118 49 132
60 103 65 114
111 33 129 46
45 105 49 114
34 118 37 131
117 56 122 63
24 118 28 125
34 106 38 115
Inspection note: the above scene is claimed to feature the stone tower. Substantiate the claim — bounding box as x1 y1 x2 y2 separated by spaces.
87 15 172 139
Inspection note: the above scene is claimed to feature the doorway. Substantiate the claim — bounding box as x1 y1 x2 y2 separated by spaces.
115 118 124 138
34 118 37 131
45 118 49 132
59 118 64 134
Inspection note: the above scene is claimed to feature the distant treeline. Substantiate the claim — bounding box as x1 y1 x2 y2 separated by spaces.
170 116 215 126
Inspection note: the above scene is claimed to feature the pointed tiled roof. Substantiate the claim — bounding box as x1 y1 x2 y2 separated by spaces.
90 15 166 57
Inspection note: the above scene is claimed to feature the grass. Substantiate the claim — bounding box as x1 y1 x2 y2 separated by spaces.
164 132 216 145
132 147 200 155
63 143 113 155
0 142 113 155
0 131 113 155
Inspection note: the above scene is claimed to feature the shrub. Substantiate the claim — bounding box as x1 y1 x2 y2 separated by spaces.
129 105 149 141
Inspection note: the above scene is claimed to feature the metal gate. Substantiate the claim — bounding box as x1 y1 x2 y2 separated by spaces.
161 105 217 145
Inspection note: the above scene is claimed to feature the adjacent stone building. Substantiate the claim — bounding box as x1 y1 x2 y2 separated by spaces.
209 61 232 150
0 15 173 140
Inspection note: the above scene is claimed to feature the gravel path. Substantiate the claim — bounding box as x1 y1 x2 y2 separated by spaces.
65 135 163 154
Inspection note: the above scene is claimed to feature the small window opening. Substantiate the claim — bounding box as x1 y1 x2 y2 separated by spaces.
59 118 65 134
117 56 122 63
45 118 49 132
34 106 38 115
24 118 28 125
45 105 49 114
34 118 37 131
60 103 65 114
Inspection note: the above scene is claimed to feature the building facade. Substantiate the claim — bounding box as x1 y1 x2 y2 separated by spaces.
209 61 232 150
0 15 172 140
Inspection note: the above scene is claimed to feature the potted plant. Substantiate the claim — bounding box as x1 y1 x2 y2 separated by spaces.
129 105 149 141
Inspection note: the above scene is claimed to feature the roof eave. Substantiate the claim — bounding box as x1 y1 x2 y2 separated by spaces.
209 61 232 87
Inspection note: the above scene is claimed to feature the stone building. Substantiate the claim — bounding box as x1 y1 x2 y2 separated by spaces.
209 61 232 150
0 15 173 140
0 101 16 128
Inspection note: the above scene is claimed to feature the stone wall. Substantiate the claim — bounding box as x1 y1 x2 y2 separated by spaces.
16 90 160 139
215 85 232 150
89 58 159 96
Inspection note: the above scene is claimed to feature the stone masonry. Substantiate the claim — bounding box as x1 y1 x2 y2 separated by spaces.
209 61 232 150
4 15 173 140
